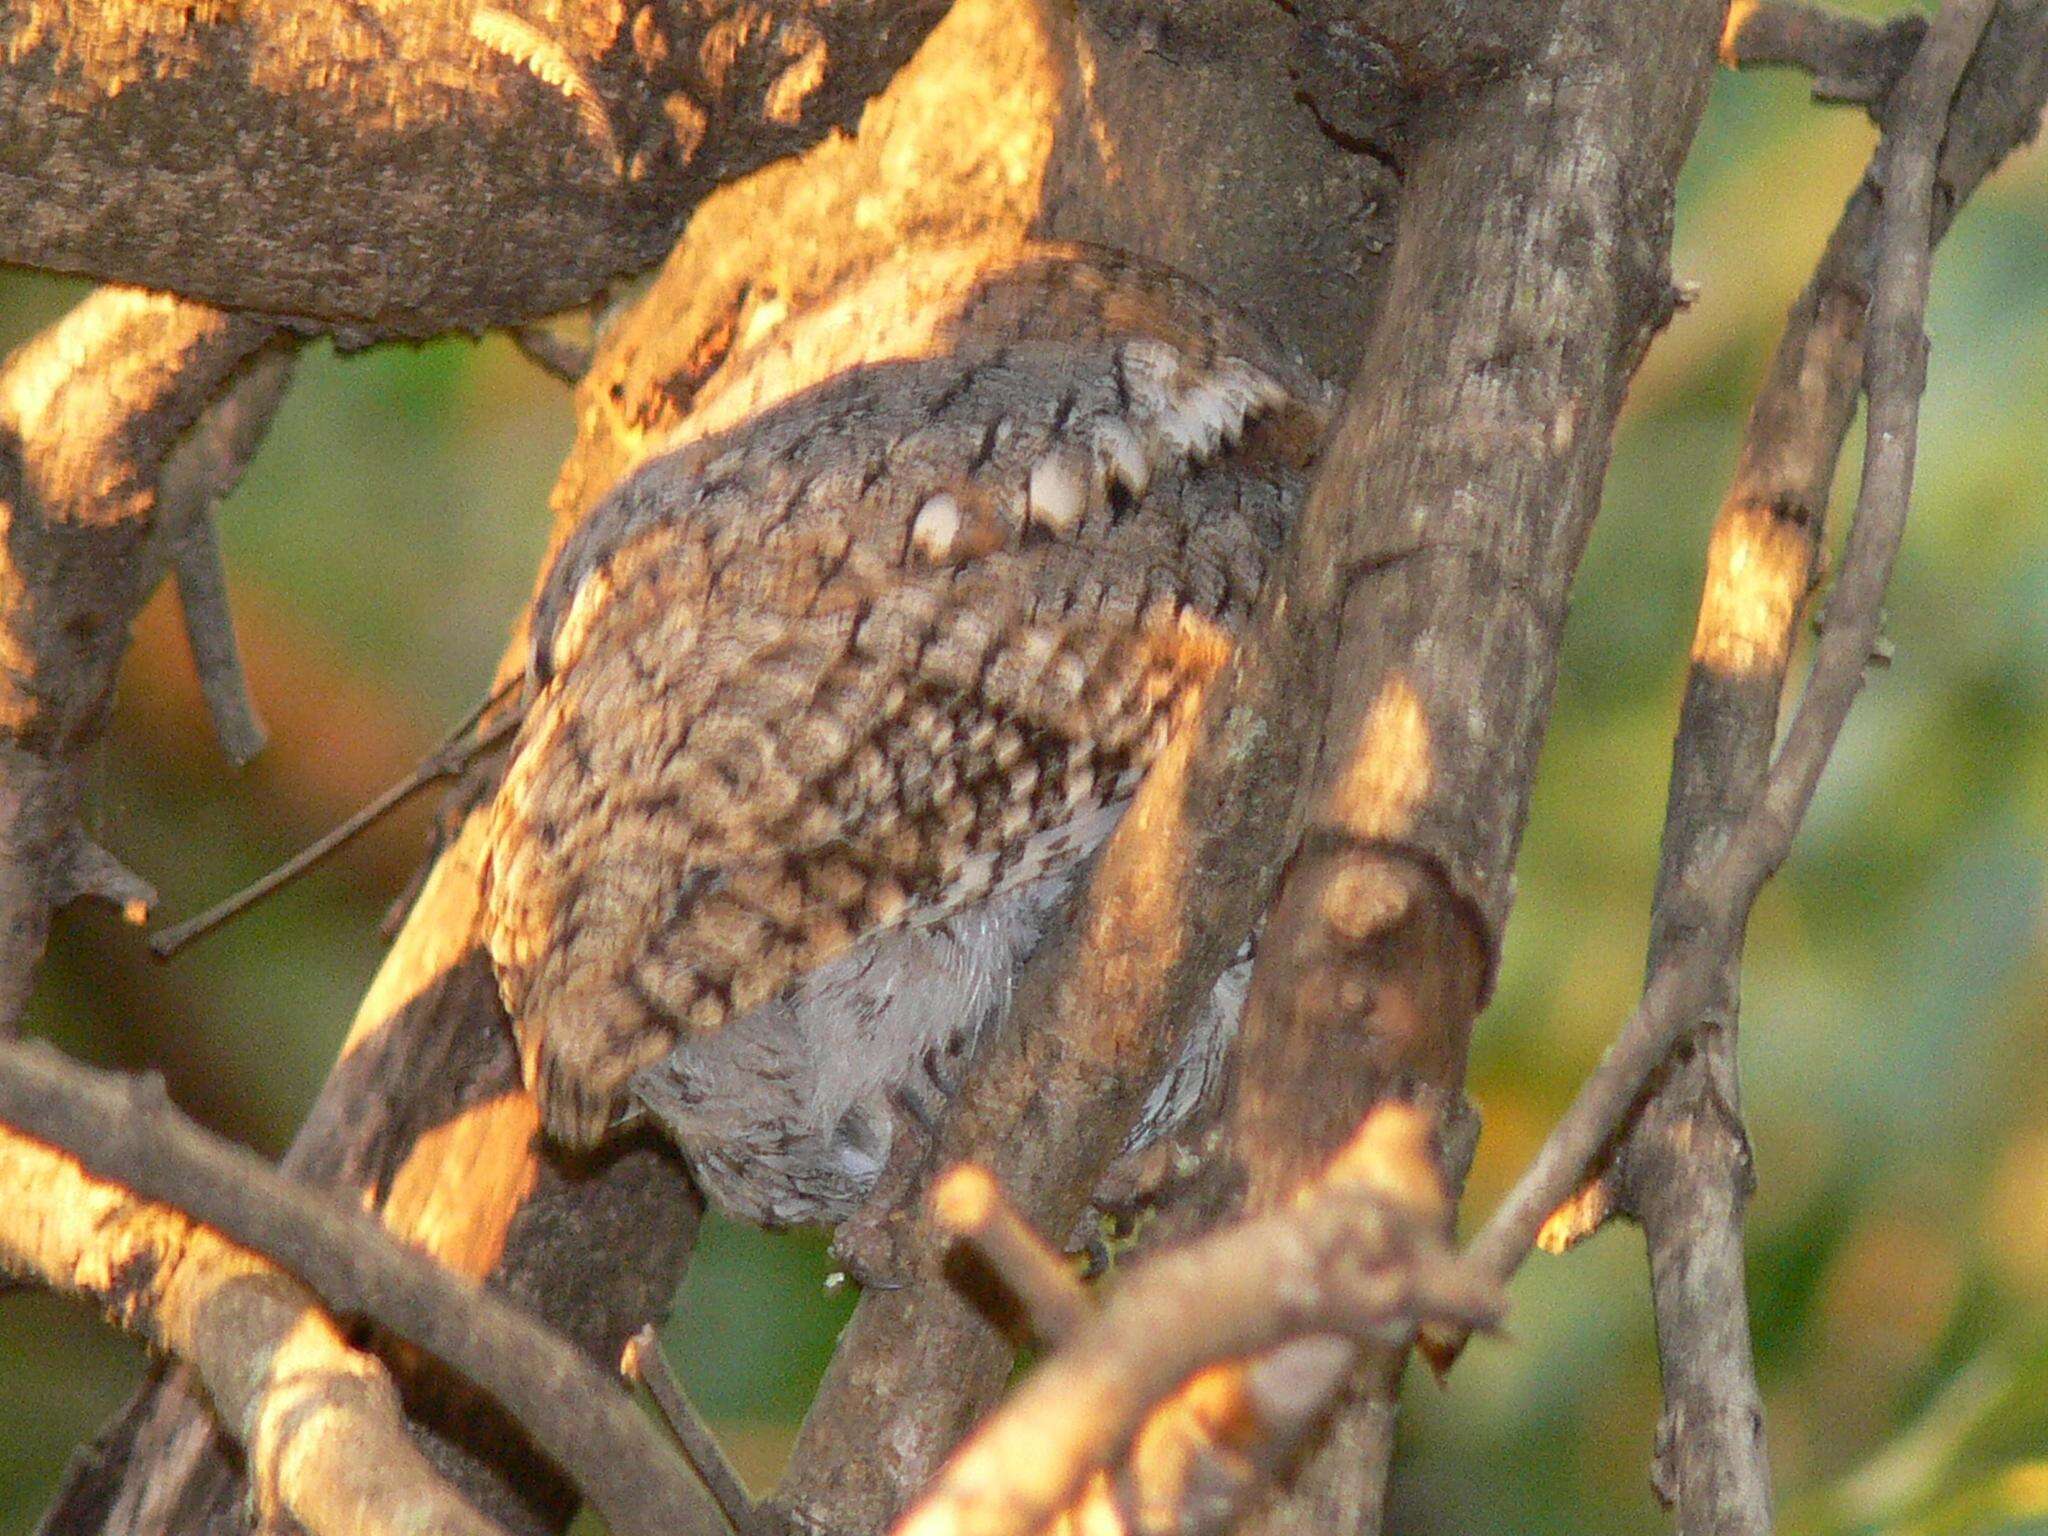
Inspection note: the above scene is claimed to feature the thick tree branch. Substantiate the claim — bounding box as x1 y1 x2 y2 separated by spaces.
1529 4 2048 1529
0 1033 724 1536
0 1119 512 1536
0 0 949 335
788 4 1722 1532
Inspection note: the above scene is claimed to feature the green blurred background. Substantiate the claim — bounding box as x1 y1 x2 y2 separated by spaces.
2 30 2045 1536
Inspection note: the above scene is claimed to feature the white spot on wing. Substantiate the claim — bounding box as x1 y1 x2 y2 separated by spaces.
1027 450 1088 536
912 493 962 564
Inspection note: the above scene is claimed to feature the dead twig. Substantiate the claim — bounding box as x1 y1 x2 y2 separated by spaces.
158 346 297 768
1531 4 2048 1529
624 1326 766 1536
0 1034 724 1536
171 513 269 767
931 1165 1093 1346
0 293 283 1032
509 323 595 383
149 681 521 957
52 831 156 926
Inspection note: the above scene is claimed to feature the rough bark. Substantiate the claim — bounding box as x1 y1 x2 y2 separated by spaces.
0 0 949 335
26 1 1998 1534
0 1034 723 1536
784 2 1723 1530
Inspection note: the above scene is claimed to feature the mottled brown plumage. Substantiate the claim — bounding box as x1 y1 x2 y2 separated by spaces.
480 243 1324 1223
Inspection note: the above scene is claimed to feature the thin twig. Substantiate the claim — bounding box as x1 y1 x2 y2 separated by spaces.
172 511 269 767
0 1034 725 1536
623 1327 764 1536
155 346 297 768
931 1164 1093 1345
1464 0 1998 1292
150 681 522 957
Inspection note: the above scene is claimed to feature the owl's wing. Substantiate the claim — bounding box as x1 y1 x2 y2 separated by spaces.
483 257 1318 1148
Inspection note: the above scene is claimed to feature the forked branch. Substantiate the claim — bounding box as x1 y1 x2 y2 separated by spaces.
1535 2 2048 1529
897 1106 1500 1536
0 1118 512 1536
1463 0 1999 1292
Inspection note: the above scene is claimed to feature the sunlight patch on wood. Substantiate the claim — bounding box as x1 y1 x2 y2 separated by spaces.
1326 674 1433 842
640 0 1066 458
1720 0 1761 64
381 1093 541 1277
341 810 489 1060
1690 499 1810 677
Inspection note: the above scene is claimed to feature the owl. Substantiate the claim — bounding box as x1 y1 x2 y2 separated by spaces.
479 243 1326 1229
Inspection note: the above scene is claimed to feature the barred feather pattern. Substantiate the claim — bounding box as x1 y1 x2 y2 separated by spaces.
479 244 1322 1223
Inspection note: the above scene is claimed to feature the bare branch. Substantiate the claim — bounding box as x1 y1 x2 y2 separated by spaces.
510 325 595 385
931 1166 1093 1346
0 291 281 1029
0 1034 724 1536
895 1107 1499 1536
624 1327 764 1536
49 802 705 1532
1465 0 2000 1297
1520 4 2048 1528
0 1121 512 1536
157 345 297 767
51 831 156 926
171 516 268 767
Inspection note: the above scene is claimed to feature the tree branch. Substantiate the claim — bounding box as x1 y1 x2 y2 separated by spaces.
170 510 270 768
794 4 1723 1531
1464 0 2000 1305
0 1033 725 1536
897 1106 1501 1536
625 1327 769 1536
51 801 705 1536
0 290 285 1030
0 1115 513 1536
1531 4 2048 1529
0 0 949 336
1722 0 1927 108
